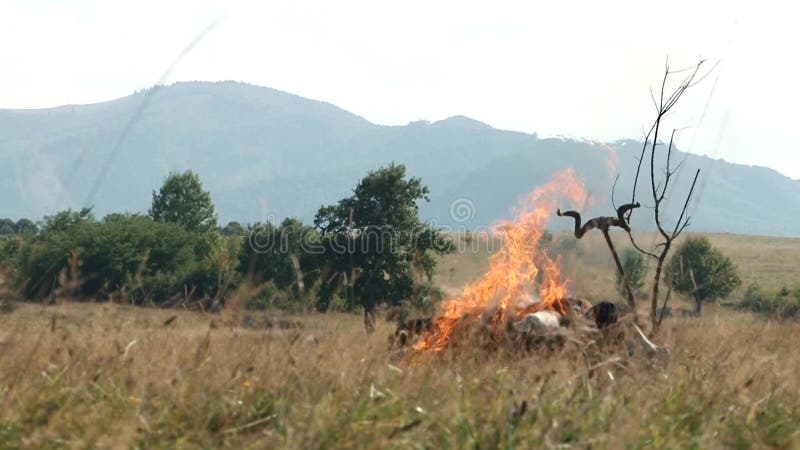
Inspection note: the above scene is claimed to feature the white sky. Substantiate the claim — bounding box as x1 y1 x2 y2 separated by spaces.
1 0 798 179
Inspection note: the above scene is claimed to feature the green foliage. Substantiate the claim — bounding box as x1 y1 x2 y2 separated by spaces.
42 208 95 233
666 236 741 312
616 248 648 298
314 164 453 312
14 211 224 303
185 232 244 305
149 171 218 234
0 235 23 266
0 218 14 236
325 294 349 313
245 283 280 311
14 210 97 298
0 423 23 448
3 165 457 313
0 218 35 238
15 218 38 236
239 218 322 308
739 283 800 318
221 221 245 237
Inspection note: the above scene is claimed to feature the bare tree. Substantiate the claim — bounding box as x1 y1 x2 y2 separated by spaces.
556 58 712 333
624 58 714 333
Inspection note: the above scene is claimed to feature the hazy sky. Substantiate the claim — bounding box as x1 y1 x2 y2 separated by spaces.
2 0 798 179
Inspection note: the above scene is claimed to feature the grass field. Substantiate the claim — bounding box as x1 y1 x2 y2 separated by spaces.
1 232 799 448
435 231 800 301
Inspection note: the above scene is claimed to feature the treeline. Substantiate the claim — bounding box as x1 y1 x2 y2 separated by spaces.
0 218 38 237
0 164 453 313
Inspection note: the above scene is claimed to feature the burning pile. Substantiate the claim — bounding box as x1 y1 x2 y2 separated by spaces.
414 169 588 353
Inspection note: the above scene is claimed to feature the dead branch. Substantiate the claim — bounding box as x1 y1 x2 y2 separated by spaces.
557 203 640 238
557 202 641 313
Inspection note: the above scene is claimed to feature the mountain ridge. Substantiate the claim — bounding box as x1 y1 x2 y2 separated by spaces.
1 81 798 237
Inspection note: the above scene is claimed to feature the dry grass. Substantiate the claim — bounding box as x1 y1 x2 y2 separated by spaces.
435 231 800 301
1 232 799 448
1 303 799 448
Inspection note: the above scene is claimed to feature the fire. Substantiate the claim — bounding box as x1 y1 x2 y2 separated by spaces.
415 169 588 352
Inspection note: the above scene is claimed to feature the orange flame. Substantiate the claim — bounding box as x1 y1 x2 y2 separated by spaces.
415 169 588 352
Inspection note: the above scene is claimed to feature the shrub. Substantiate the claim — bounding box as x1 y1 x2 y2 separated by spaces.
245 283 282 311
239 219 323 311
616 248 648 299
325 294 349 313
0 219 14 236
15 211 219 304
0 235 23 266
739 283 800 318
221 221 245 237
666 236 741 314
15 218 38 236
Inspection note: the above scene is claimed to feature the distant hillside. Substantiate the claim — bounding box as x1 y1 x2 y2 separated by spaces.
2 81 799 236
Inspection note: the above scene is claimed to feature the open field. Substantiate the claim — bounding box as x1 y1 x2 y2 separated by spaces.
435 231 800 301
1 233 799 448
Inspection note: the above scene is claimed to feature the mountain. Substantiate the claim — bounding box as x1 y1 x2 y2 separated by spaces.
1 81 799 237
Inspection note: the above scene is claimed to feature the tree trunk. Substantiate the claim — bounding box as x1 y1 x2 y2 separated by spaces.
690 268 701 316
650 244 670 333
602 230 636 312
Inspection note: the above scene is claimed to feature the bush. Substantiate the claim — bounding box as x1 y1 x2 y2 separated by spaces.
239 219 322 311
221 221 246 237
245 283 282 311
15 218 38 236
739 283 800 318
666 236 741 314
616 248 648 298
15 210 223 304
0 235 23 266
0 219 14 236
325 294 349 313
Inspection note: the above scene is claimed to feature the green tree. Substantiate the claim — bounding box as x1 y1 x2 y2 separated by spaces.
15 211 211 303
314 163 453 316
15 218 38 236
666 236 741 314
0 219 15 236
616 248 648 299
16 209 96 298
41 209 95 233
0 235 23 265
221 221 245 237
149 171 218 234
239 218 322 310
